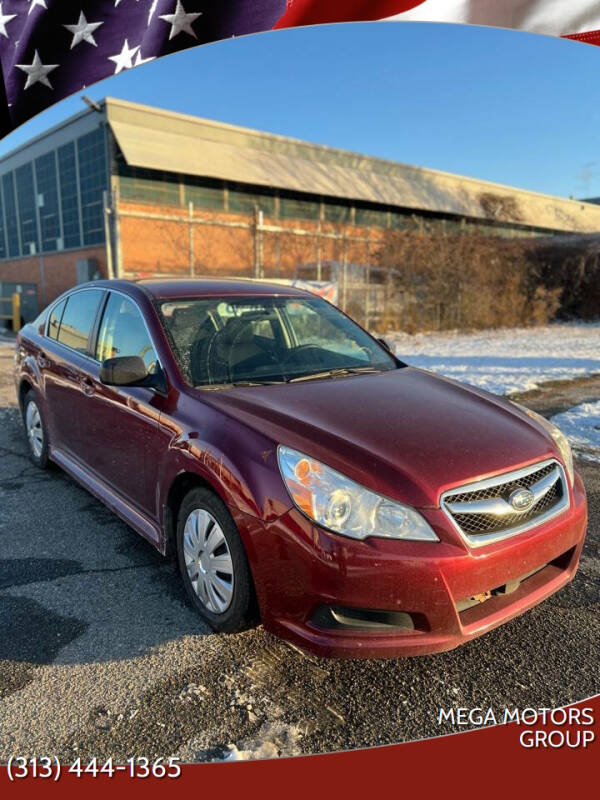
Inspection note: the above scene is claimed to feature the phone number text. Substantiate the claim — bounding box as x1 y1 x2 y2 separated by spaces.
6 756 182 781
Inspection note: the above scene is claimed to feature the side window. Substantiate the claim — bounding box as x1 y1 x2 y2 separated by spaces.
47 299 66 340
96 294 158 374
57 289 104 355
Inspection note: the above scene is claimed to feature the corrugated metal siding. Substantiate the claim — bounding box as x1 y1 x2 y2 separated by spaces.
106 98 600 234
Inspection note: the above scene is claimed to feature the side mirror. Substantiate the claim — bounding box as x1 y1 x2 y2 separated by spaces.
99 356 156 388
377 337 393 353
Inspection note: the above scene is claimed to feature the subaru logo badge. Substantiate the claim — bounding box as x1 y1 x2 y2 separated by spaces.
509 488 535 512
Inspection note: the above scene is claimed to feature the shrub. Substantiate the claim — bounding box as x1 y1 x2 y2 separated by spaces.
375 230 561 332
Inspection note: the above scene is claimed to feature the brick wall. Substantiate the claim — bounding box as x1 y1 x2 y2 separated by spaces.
119 202 255 276
0 247 107 307
118 201 387 280
0 202 388 308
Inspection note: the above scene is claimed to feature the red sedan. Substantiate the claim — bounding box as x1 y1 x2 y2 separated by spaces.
14 279 587 658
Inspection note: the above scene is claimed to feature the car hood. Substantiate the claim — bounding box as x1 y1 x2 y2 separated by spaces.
198 367 557 508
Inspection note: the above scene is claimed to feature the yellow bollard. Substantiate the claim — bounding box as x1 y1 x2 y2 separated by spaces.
12 292 20 331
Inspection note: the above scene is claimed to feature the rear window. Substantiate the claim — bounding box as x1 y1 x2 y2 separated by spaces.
57 289 104 355
47 299 66 340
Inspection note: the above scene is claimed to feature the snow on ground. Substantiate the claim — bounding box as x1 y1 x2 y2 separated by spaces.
388 322 600 397
222 721 304 761
551 402 600 463
4 324 600 458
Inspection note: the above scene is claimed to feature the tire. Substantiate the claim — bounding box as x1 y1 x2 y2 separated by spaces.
176 487 257 632
22 390 50 469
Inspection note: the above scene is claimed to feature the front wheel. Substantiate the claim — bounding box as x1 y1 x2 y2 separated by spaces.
22 390 50 469
176 487 257 632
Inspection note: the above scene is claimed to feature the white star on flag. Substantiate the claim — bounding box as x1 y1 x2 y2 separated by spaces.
159 1 202 40
148 0 159 26
108 39 141 73
134 49 156 66
16 50 59 90
64 12 104 49
27 0 47 15
0 2 17 39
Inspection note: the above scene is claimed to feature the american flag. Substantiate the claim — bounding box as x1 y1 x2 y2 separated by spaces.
1 0 600 139
277 0 600 37
0 1 287 136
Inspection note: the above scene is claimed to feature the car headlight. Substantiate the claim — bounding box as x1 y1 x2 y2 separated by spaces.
277 446 439 542
512 402 574 487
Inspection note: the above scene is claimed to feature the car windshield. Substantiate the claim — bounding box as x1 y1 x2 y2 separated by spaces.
158 295 398 387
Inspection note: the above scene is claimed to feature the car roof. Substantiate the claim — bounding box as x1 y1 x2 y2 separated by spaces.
84 278 312 301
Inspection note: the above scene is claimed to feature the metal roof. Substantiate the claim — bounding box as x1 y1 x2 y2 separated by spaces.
106 97 600 234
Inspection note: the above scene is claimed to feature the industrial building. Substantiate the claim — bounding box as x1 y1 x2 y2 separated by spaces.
2 96 600 311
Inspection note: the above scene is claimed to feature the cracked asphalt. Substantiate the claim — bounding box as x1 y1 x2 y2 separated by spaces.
0 339 598 761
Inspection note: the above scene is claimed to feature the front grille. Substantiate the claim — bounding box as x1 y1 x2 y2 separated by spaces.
441 459 569 547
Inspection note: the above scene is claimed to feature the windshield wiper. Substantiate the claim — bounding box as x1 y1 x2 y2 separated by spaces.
231 379 288 387
288 367 382 383
200 379 288 390
200 368 382 388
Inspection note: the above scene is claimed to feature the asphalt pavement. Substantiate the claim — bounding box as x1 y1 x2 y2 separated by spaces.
0 342 598 761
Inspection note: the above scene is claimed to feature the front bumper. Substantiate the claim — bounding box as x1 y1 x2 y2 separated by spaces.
233 471 587 659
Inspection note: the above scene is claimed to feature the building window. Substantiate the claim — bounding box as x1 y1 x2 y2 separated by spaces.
58 142 81 249
229 182 275 216
35 152 61 252
354 204 388 228
389 210 414 229
77 128 107 246
323 199 352 224
0 181 6 260
279 192 320 221
2 173 19 257
443 218 462 234
119 165 180 206
184 176 225 210
420 217 446 234
15 163 39 255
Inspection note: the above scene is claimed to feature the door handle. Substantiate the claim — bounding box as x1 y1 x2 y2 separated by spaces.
80 377 95 397
37 352 51 369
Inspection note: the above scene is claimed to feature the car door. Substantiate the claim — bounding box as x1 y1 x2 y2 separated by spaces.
77 291 165 518
41 288 105 458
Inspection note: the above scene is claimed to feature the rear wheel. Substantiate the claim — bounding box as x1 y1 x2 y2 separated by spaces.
176 487 256 632
22 390 50 469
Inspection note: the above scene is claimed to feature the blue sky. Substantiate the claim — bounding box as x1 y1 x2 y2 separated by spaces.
2 21 599 199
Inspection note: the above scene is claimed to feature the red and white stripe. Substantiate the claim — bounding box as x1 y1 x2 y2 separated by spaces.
276 1 600 44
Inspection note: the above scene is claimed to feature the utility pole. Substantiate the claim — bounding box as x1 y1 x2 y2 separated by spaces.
253 206 263 278
317 219 322 281
189 201 195 276
35 193 47 305
103 190 114 280
342 234 348 313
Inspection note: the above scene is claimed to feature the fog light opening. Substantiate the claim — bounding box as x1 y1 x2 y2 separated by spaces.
311 605 418 632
